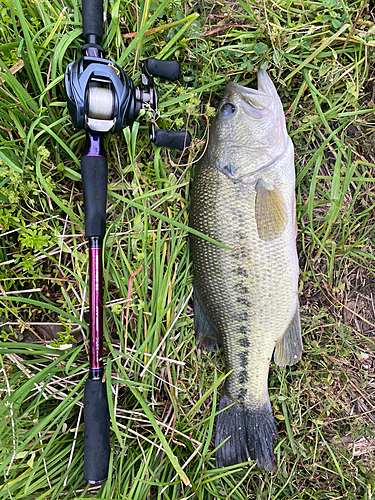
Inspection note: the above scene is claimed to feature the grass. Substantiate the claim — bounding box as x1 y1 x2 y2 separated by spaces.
0 0 375 498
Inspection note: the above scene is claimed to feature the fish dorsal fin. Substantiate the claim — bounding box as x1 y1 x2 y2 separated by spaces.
274 304 302 367
255 179 288 241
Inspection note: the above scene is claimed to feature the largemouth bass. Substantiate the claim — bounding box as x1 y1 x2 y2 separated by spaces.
189 70 302 471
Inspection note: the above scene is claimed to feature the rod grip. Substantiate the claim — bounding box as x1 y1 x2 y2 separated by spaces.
82 0 103 40
83 378 110 483
81 155 107 238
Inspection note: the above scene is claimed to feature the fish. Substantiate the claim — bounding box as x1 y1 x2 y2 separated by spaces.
189 70 302 471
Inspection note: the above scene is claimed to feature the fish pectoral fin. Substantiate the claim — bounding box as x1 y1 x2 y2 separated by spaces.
274 303 303 367
194 286 222 352
255 179 288 241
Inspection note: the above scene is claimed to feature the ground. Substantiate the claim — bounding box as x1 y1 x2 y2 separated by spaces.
0 0 375 498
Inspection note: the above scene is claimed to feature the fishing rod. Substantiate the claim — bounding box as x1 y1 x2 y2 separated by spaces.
64 0 191 484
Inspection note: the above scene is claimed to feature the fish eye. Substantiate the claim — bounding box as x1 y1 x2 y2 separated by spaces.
220 103 236 117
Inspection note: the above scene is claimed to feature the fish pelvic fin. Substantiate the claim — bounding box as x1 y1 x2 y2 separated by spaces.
274 303 303 367
194 286 222 352
255 179 288 241
215 392 277 471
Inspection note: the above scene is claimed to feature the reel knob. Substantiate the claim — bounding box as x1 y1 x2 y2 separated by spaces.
144 58 180 82
153 129 191 151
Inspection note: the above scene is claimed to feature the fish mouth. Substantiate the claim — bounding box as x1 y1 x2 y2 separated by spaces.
227 71 276 116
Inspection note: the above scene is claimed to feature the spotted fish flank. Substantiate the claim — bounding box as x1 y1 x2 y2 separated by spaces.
190 70 302 471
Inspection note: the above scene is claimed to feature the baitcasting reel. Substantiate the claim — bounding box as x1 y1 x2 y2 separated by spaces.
65 41 191 150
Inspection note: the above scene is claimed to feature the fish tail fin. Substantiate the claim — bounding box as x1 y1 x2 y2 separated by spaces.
215 392 277 471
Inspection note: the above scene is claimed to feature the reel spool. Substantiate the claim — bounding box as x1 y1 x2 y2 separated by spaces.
87 87 114 120
86 86 116 132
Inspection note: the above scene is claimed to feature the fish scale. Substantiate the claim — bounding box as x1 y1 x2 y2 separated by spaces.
190 70 302 470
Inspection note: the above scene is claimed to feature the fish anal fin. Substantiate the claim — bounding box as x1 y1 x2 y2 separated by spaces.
215 392 277 471
194 287 222 352
255 179 288 241
274 304 302 367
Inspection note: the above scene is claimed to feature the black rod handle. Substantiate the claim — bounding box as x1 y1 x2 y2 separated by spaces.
82 0 103 41
83 377 110 483
81 155 107 238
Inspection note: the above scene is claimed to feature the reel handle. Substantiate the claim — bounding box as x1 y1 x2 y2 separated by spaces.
82 0 103 41
145 58 181 82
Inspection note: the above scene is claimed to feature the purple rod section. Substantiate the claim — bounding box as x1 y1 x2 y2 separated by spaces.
89 244 103 370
